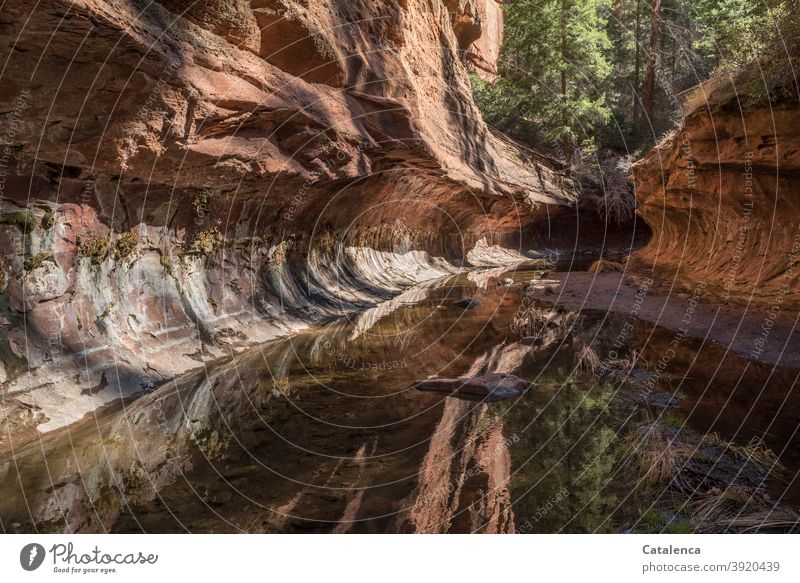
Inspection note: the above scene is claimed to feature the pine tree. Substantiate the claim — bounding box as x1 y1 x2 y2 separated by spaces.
472 0 612 160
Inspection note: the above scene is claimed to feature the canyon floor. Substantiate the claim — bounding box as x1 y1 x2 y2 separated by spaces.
2 260 798 534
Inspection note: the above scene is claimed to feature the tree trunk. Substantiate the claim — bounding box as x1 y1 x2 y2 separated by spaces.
633 0 641 129
641 0 661 124
560 0 571 165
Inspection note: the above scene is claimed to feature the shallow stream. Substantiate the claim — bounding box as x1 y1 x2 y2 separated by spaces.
1 266 798 533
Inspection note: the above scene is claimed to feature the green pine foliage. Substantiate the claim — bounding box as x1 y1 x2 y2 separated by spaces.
472 0 612 158
472 0 797 156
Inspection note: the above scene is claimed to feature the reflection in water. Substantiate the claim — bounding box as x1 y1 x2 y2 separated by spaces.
1 268 798 533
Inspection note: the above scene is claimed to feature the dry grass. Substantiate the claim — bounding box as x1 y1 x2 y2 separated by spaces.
718 510 800 533
576 345 602 377
690 486 797 533
701 433 784 472
511 304 550 337
740 437 785 471
594 156 637 224
606 349 648 382
622 424 697 494
511 304 576 341
624 421 795 533
596 189 635 225
575 345 643 380
691 486 753 528
634 428 696 492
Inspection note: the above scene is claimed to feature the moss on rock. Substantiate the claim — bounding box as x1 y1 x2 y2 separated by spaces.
0 212 38 234
113 232 139 262
23 251 55 272
80 235 111 266
40 208 55 230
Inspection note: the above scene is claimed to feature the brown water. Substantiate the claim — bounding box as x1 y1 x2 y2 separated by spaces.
1 267 798 533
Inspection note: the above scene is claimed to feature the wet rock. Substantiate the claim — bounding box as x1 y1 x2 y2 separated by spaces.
637 423 770 495
416 373 530 401
454 297 480 309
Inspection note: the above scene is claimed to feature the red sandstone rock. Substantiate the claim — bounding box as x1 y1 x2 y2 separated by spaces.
0 0 571 432
466 0 505 80
632 77 800 308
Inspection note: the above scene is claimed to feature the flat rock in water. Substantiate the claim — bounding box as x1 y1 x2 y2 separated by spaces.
416 373 530 401
454 297 480 308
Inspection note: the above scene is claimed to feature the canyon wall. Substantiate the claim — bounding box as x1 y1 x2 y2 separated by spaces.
0 0 578 431
632 73 800 309
464 0 505 80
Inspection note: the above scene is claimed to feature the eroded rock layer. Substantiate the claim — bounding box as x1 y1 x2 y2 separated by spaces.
632 79 800 308
0 0 579 430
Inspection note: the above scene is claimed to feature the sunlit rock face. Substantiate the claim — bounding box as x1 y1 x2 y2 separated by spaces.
632 79 800 308
0 0 581 430
465 0 505 80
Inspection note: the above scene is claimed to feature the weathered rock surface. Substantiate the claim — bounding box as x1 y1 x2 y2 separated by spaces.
632 73 800 308
0 0 576 432
0 399 48 451
465 0 505 80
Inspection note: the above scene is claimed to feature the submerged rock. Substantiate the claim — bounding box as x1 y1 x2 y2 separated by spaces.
416 373 530 401
635 388 682 409
454 297 481 308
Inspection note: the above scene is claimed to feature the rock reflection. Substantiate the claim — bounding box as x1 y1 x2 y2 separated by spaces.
1 268 798 533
